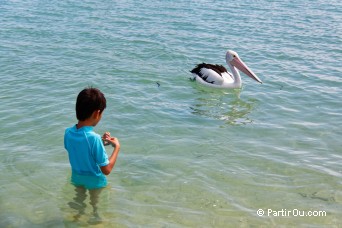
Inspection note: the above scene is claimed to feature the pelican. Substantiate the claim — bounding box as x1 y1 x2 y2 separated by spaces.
190 50 262 89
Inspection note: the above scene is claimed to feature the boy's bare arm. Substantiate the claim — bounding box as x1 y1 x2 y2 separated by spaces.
101 133 121 175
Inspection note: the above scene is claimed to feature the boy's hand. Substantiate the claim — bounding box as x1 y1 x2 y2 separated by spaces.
102 132 120 148
102 132 111 146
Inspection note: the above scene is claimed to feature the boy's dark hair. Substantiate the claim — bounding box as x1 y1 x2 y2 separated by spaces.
76 87 107 121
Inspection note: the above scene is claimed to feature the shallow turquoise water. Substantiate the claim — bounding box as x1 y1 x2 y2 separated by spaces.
0 0 341 227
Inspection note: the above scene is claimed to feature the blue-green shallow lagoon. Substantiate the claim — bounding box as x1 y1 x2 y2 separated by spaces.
1 0 341 227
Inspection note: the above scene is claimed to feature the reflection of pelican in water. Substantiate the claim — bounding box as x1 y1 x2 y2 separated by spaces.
190 90 257 125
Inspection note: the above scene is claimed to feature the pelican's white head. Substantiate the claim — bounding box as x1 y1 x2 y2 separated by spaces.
225 50 238 62
225 50 262 84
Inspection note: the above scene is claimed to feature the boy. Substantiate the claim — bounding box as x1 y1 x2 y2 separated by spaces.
64 87 121 190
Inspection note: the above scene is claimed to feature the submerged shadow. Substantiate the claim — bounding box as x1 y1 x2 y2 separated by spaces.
67 186 103 225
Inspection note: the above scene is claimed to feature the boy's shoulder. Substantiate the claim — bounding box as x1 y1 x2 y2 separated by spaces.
65 125 102 143
64 125 75 136
80 126 102 141
65 125 98 137
65 125 75 132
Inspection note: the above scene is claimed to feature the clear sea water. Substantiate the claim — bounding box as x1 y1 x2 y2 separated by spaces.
1 0 341 227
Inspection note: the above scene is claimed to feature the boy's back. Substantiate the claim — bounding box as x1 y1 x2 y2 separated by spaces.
64 125 109 176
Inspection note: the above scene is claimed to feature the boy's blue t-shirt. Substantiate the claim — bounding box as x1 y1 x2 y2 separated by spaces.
64 125 109 189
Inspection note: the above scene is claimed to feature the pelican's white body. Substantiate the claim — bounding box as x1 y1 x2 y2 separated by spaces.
191 50 262 89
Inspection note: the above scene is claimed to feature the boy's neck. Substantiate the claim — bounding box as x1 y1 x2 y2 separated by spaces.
76 120 94 129
76 110 102 129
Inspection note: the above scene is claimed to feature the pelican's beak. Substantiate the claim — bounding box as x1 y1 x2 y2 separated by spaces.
231 57 263 84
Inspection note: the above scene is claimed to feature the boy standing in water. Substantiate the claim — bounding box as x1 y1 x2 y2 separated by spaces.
64 87 120 189
64 87 120 221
